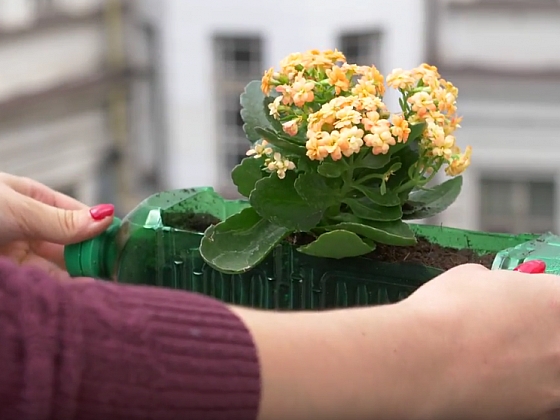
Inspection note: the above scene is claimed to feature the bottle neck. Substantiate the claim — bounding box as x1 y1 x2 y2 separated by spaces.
64 218 121 279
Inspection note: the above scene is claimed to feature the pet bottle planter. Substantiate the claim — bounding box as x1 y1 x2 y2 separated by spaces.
64 187 541 310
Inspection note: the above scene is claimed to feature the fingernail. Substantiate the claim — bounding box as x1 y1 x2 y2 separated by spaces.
513 260 546 274
90 204 115 221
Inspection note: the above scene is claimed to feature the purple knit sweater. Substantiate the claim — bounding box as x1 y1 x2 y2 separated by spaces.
0 258 261 420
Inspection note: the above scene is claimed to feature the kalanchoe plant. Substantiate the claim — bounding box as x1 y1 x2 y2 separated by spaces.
200 49 472 274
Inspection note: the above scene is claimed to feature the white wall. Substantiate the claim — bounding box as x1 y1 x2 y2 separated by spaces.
438 4 560 70
156 0 426 190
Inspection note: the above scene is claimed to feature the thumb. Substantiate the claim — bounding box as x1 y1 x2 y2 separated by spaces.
17 196 115 244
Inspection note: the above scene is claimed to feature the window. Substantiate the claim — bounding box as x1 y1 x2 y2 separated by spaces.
339 31 383 67
479 177 556 233
214 35 263 177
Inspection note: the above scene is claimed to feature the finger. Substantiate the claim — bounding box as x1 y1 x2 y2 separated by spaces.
13 192 114 245
30 241 66 268
2 173 87 210
0 241 70 281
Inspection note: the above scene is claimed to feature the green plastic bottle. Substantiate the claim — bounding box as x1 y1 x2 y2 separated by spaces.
64 187 249 286
492 232 560 274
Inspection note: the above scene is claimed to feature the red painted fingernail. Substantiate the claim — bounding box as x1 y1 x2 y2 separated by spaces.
89 204 115 221
513 260 546 274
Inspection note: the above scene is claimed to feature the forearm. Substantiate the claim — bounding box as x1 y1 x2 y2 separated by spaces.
0 259 261 420
232 302 445 420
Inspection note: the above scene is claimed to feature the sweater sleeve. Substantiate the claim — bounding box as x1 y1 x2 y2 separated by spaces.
0 257 261 420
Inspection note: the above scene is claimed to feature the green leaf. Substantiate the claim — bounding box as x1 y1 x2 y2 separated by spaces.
297 230 375 259
403 176 463 219
355 152 391 169
255 127 306 155
200 207 289 274
408 122 426 142
329 212 361 223
380 181 387 195
326 220 417 246
231 157 265 197
250 172 324 231
295 172 339 208
398 189 411 204
317 162 345 178
240 81 272 142
352 184 400 207
386 148 419 189
296 156 320 173
343 197 403 221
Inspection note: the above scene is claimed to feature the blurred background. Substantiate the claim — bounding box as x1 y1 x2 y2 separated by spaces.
0 0 559 234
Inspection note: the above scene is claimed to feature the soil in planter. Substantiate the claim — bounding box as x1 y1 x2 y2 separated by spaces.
370 238 495 271
162 212 222 232
290 233 495 271
162 212 495 272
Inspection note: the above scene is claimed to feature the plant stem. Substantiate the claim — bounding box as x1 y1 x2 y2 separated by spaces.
354 173 384 186
395 179 417 194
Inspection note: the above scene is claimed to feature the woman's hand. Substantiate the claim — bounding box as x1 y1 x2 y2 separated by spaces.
234 264 560 420
0 173 114 279
402 263 560 420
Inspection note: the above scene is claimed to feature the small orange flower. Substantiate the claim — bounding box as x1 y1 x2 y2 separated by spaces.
445 115 463 135
268 96 282 119
351 78 377 97
338 126 364 157
361 110 380 131
275 84 294 106
407 91 437 119
364 119 394 155
282 118 300 136
445 145 472 176
390 114 411 143
279 52 303 80
326 66 351 94
305 131 330 161
386 68 416 90
357 65 385 96
261 67 275 95
291 75 315 107
431 135 456 160
324 49 346 64
334 106 361 130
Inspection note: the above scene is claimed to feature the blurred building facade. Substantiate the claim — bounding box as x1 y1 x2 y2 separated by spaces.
428 0 560 234
2 0 559 234
0 0 164 212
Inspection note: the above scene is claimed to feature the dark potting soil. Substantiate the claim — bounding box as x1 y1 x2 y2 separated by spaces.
289 233 495 271
165 212 496 271
162 212 222 232
370 237 495 270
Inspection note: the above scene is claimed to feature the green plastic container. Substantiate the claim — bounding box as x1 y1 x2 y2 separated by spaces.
492 232 560 273
64 187 539 310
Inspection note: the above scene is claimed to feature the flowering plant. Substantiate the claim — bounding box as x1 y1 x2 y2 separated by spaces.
200 49 472 274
